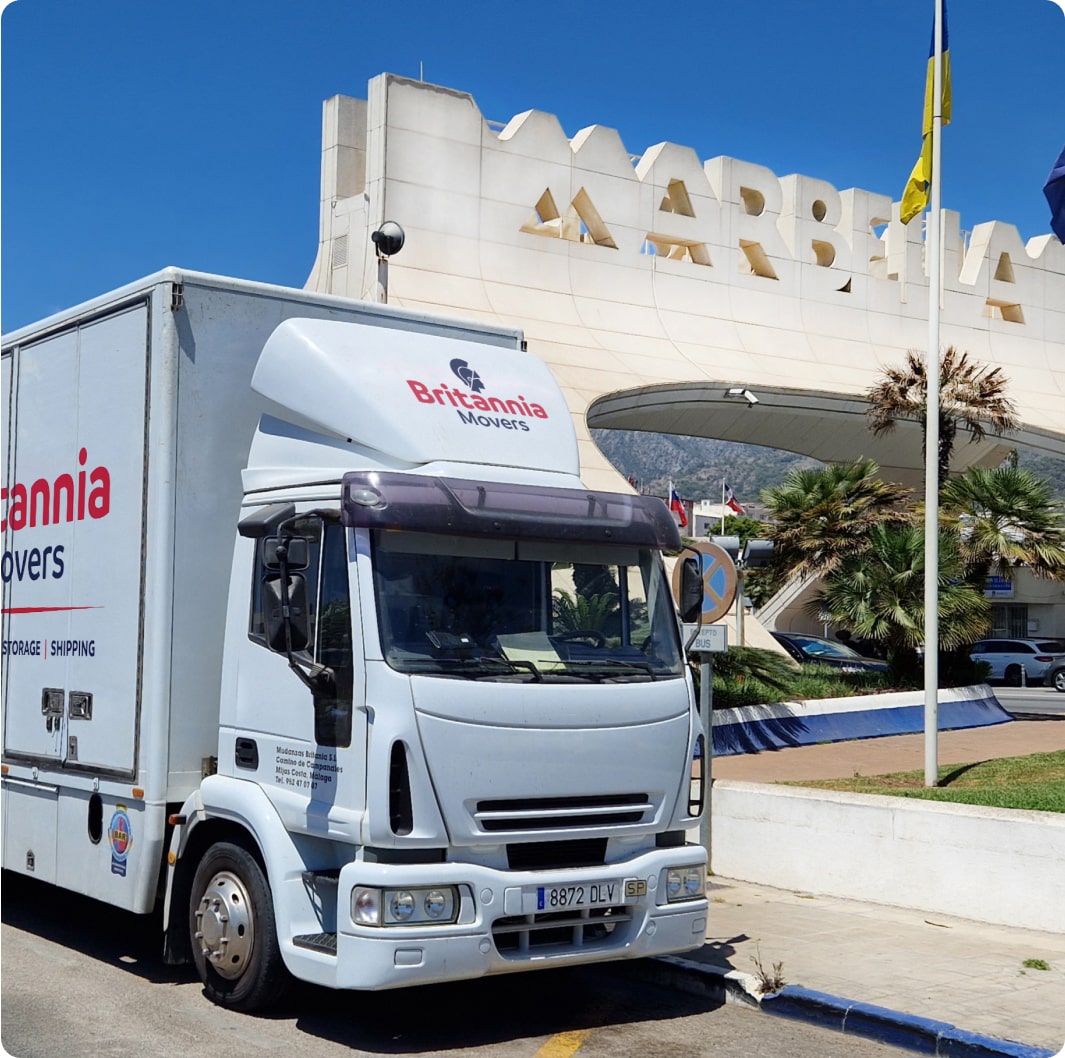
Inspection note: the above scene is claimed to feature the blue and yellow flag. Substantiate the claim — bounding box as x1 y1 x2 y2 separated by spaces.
901 1 952 225
1045 145 1065 243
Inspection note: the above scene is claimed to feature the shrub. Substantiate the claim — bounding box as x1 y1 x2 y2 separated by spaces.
690 646 902 709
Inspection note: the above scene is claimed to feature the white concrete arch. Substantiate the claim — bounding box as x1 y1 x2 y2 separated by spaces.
305 74 1065 493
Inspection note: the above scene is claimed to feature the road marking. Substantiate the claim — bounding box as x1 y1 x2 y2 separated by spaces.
534 1028 591 1057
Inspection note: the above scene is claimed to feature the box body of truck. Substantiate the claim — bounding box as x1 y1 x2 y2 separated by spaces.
2 269 707 1007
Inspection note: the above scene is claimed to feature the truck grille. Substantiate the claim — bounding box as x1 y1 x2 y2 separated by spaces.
506 838 607 871
492 905 634 957
474 793 651 833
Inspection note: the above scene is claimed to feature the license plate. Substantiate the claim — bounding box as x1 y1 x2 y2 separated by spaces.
522 878 638 914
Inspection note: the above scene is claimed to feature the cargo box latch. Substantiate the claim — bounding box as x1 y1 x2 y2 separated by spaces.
41 688 64 733
69 691 93 720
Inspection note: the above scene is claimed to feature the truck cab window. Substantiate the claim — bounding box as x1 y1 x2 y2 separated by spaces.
372 532 683 681
249 517 353 747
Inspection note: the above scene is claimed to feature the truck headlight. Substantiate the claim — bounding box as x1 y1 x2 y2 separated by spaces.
352 887 381 925
665 866 705 903
351 885 459 926
389 890 416 922
424 889 449 919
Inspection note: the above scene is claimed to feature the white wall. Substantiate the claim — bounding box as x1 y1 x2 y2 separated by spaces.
710 780 1065 933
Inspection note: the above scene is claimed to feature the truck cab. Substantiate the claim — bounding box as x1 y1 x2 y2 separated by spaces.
173 317 707 1007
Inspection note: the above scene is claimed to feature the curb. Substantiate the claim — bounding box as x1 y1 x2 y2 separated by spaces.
643 956 1058 1058
710 684 1008 757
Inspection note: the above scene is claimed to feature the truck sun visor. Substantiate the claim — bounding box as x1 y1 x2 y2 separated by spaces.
341 472 682 549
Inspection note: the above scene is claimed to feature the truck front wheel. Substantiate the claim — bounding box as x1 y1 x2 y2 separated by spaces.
189 841 289 1011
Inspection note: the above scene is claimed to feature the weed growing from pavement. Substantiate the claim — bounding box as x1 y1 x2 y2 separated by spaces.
750 946 786 994
1023 959 1052 971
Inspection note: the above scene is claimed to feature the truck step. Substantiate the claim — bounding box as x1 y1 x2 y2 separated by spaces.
293 932 338 955
301 869 341 902
301 868 341 889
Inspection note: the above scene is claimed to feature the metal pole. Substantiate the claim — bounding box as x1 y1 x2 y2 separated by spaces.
923 0 944 787
735 567 745 647
699 657 713 867
376 256 389 303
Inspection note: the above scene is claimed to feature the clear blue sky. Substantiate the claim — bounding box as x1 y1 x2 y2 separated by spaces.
2 0 1062 332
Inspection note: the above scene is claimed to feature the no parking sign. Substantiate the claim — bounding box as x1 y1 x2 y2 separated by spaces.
671 541 738 624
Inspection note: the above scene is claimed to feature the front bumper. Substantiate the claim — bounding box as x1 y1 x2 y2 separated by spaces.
327 845 708 990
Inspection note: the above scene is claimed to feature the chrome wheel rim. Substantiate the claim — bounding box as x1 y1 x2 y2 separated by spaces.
194 869 255 979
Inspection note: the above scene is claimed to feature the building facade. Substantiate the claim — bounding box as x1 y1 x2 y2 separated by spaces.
304 73 1065 639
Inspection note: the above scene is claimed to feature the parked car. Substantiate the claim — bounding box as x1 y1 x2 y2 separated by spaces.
771 632 888 673
969 638 1065 690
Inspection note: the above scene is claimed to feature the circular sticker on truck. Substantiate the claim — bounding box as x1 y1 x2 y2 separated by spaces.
108 805 133 876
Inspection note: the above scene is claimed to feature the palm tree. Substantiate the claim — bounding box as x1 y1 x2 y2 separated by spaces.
816 524 991 684
939 465 1065 588
866 347 1018 488
762 458 912 581
552 590 618 635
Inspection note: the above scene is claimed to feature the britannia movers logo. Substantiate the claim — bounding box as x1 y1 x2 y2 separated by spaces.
405 358 549 433
2 447 111 584
2 448 107 657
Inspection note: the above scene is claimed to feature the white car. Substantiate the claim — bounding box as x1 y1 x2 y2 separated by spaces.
969 638 1065 690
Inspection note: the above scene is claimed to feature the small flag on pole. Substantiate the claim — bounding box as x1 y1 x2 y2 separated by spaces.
724 482 745 515
900 0 951 225
669 482 688 528
1045 145 1065 243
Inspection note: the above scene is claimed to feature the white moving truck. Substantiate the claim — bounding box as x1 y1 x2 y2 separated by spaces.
1 269 708 1010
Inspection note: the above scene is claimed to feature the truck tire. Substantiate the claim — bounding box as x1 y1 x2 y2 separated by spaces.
189 841 290 1011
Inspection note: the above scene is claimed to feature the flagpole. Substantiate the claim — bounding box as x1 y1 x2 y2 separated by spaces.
923 0 944 787
720 480 725 535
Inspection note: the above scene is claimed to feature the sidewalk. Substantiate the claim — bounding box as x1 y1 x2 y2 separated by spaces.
711 716 1065 783
656 717 1065 1056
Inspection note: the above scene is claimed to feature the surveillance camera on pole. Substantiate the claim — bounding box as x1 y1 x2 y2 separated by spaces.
725 386 759 407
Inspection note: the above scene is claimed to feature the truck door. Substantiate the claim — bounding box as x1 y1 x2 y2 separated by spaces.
3 328 80 766
2 307 148 775
236 513 367 833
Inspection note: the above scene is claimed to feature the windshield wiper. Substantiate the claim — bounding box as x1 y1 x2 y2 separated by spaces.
403 656 543 681
560 659 658 681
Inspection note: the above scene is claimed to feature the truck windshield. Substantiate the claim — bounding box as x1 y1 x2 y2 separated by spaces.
372 532 684 681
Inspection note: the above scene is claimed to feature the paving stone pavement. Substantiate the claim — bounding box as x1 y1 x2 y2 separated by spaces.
692 875 1065 1054
666 716 1065 1055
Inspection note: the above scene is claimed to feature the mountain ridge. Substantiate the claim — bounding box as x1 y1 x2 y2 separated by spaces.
592 429 1065 506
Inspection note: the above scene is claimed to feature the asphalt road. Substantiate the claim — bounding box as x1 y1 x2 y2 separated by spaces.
0 871 909 1058
995 683 1065 718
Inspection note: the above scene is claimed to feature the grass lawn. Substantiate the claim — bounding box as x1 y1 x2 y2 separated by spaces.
789 749 1065 813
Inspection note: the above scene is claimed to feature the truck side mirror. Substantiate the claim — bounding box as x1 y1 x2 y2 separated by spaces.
263 536 309 570
678 557 703 624
262 573 310 653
